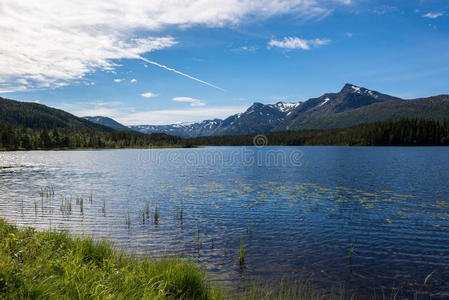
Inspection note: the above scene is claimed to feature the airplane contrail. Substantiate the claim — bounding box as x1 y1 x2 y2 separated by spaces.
137 55 225 91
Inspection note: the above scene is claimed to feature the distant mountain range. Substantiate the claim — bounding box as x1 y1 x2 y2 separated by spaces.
83 83 449 137
127 101 300 137
83 116 129 131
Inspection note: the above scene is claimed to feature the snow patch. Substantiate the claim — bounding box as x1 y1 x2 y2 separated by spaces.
272 102 301 112
349 85 378 98
318 97 330 107
351 86 361 93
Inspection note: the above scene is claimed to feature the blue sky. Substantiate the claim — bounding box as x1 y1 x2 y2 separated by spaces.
1 0 448 125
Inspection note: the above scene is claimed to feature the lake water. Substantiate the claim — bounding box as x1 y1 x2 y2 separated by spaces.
1 146 448 297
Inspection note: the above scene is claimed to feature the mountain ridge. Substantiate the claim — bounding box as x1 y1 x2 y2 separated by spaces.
82 84 449 137
83 116 130 131
0 97 114 132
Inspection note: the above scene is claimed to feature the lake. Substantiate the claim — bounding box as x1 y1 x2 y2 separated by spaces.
0 146 448 297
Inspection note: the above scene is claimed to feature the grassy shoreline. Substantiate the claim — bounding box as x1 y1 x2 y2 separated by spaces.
0 219 221 299
0 219 429 299
0 219 336 299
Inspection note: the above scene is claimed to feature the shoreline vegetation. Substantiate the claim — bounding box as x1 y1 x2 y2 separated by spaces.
0 219 336 299
1 118 449 151
0 219 222 299
0 219 430 299
0 121 186 151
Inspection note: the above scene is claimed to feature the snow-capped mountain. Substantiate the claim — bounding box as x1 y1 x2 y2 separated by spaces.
86 84 419 137
129 119 227 137
128 100 302 137
275 83 401 130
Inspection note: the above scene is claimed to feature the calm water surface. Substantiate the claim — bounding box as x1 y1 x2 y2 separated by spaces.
1 146 448 297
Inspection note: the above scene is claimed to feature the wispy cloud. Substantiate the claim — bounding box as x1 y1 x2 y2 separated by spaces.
130 78 137 83
423 12 444 19
0 0 350 92
113 79 122 83
268 37 330 50
138 56 225 91
172 97 205 107
141 92 158 98
230 45 258 53
373 5 398 15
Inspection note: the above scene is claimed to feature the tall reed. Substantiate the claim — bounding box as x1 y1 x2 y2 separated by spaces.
239 237 245 265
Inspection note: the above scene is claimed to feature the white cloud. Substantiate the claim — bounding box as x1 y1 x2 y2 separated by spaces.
423 12 444 19
130 78 137 83
0 0 351 91
268 37 330 50
172 97 206 107
113 79 122 83
141 92 158 98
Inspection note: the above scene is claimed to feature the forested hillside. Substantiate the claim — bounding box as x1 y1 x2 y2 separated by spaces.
189 119 449 146
0 97 183 150
0 97 112 131
0 122 182 150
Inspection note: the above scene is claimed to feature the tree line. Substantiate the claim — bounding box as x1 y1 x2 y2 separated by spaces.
2 118 449 150
0 121 183 150
188 119 449 147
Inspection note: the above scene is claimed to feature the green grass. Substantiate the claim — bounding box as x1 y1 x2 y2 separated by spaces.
0 219 222 299
0 219 425 299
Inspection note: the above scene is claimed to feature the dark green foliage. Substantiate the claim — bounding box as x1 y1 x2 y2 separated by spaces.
0 121 183 150
189 119 449 146
39 122 51 148
0 96 184 150
0 97 114 131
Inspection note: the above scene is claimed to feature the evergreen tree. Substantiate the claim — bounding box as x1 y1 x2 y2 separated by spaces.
52 121 60 147
40 122 51 148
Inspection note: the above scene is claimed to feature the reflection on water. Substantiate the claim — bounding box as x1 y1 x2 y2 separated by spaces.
0 147 448 297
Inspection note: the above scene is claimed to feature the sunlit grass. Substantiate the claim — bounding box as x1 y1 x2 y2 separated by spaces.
0 219 430 300
11 183 441 299
0 219 222 299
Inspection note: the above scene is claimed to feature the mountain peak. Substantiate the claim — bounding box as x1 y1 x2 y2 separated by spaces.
250 102 264 107
341 83 362 92
340 83 380 98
